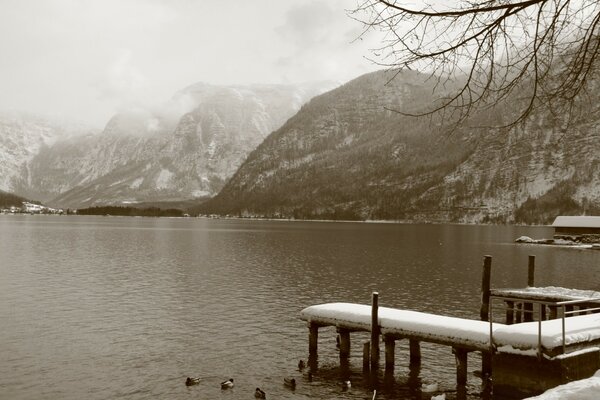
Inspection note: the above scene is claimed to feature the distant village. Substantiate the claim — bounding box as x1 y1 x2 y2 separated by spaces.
1 202 66 215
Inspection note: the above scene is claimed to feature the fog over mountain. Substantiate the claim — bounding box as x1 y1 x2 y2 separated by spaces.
1 81 335 207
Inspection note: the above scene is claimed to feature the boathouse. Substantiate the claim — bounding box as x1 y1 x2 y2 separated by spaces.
552 216 600 237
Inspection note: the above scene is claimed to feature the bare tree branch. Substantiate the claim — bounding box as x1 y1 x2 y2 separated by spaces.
350 0 600 129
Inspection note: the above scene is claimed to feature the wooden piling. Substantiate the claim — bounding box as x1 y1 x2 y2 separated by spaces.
528 255 535 287
338 328 350 359
363 341 370 372
371 292 380 370
479 256 492 378
409 339 421 366
480 256 492 322
523 255 535 322
384 336 395 372
453 347 468 386
515 303 523 323
309 323 319 356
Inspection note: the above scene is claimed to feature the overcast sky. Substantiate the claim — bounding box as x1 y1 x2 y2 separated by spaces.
0 0 380 128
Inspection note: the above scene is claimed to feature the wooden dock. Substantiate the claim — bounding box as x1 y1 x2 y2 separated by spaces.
299 255 600 397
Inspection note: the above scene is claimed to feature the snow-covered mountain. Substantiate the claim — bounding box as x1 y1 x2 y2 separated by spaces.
2 82 334 207
0 111 95 196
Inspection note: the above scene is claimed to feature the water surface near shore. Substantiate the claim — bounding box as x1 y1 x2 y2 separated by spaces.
2 215 599 399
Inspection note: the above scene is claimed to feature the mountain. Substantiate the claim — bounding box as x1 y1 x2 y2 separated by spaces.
0 189 27 209
5 82 334 208
197 69 600 224
0 111 94 198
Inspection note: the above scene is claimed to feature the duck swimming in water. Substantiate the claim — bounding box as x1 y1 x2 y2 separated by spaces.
185 377 200 386
298 359 305 371
342 380 351 390
221 378 234 389
254 387 266 399
283 377 296 389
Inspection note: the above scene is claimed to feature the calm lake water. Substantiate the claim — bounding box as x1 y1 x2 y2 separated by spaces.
2 215 600 400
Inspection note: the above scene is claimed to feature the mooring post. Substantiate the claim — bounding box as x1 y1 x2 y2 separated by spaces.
384 335 395 372
480 256 492 321
453 347 468 386
523 255 535 322
528 255 535 287
309 323 319 357
480 256 492 377
409 339 421 366
363 341 370 372
338 328 350 359
371 291 380 370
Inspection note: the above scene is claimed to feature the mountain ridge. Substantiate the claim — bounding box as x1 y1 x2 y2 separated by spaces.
196 69 600 224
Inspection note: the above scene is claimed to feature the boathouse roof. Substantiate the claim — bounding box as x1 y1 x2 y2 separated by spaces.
552 216 600 228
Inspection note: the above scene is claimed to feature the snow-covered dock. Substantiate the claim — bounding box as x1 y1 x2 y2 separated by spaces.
298 255 600 397
300 302 600 355
300 303 493 351
300 298 600 396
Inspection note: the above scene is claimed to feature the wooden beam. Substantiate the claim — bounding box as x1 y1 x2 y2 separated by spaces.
371 292 380 370
309 323 319 357
480 256 492 322
338 328 350 359
454 347 468 386
409 339 421 366
384 335 395 372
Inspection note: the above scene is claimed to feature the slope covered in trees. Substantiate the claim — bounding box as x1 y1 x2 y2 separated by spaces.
197 69 600 224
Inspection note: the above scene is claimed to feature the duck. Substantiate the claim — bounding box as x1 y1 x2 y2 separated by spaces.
298 359 305 371
254 387 266 399
185 377 200 386
421 382 438 393
221 378 234 389
342 380 351 390
283 377 296 389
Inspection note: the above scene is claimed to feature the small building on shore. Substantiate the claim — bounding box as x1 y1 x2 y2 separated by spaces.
552 216 600 239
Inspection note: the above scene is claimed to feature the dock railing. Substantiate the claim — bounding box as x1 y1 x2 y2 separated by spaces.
489 294 600 360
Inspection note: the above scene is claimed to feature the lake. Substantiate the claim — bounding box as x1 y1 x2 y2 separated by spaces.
1 215 600 399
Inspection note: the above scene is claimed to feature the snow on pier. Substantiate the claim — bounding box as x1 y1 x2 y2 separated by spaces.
300 302 600 354
300 303 492 351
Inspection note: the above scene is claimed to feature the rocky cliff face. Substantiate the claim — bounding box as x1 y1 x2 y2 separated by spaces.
3 82 332 208
198 70 600 224
0 111 94 197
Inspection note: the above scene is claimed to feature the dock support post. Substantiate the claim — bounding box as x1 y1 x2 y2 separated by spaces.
371 292 380 370
528 255 535 287
515 303 523 323
363 341 370 372
505 301 514 325
309 323 319 357
384 336 395 372
480 256 492 322
338 328 350 359
480 256 492 378
453 348 468 386
523 255 535 322
409 339 421 366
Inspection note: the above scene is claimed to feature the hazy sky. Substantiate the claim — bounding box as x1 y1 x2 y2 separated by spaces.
0 0 380 128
